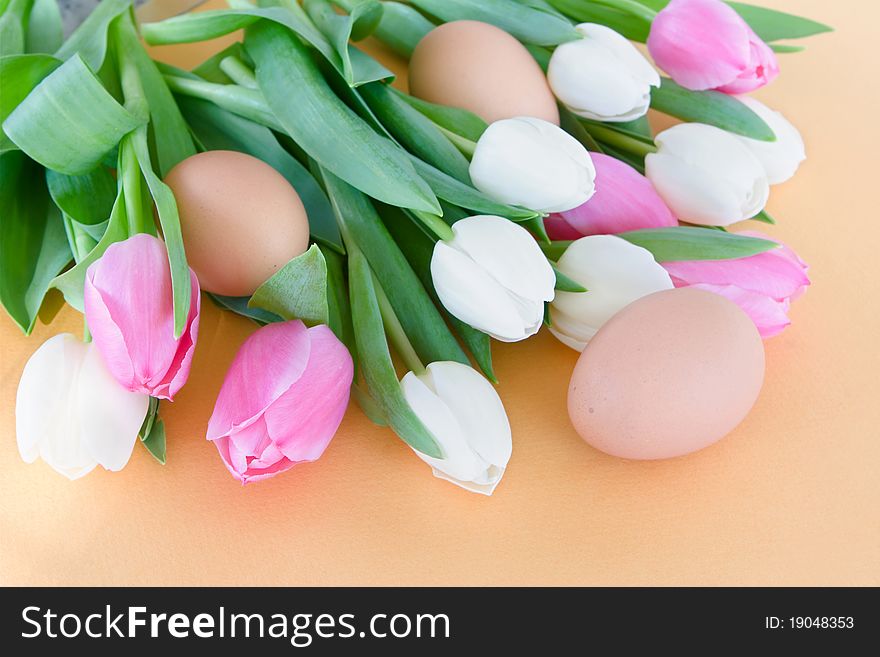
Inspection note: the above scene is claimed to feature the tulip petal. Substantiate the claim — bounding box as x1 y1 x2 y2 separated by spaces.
735 97 806 184
263 325 353 463
77 343 149 472
206 320 311 441
646 153 744 225
552 154 676 236
448 215 556 305
689 283 791 338
424 361 512 471
151 270 201 400
431 241 536 341
401 371 489 486
551 236 673 350
85 234 180 395
715 26 779 94
647 0 751 91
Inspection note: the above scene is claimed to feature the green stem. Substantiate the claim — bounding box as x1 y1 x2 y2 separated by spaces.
583 123 657 157
372 272 426 376
163 75 283 131
219 56 258 89
437 125 476 158
411 209 454 241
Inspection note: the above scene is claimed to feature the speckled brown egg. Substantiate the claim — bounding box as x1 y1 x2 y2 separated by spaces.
567 288 765 460
409 20 560 125
164 150 310 297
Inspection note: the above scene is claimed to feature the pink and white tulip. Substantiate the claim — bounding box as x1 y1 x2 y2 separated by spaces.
84 233 200 400
647 0 779 94
16 334 150 480
663 231 809 338
546 153 676 239
207 320 354 484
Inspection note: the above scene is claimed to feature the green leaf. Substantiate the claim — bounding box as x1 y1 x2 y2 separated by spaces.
322 244 357 358
379 202 496 381
0 0 29 57
392 88 488 143
321 168 468 366
51 181 128 311
408 0 579 46
304 0 392 86
141 419 167 465
178 96 342 253
25 0 62 54
163 73 283 131
351 383 388 426
548 0 650 41
727 2 832 42
651 77 774 141
410 157 540 222
348 247 442 458
54 0 129 70
0 151 72 333
249 244 329 325
370 0 435 58
753 209 776 225
113 12 196 177
46 166 117 226
208 293 282 325
618 226 778 262
770 43 805 54
0 53 61 152
558 106 602 152
360 81 472 184
3 54 144 174
245 20 439 214
552 263 586 292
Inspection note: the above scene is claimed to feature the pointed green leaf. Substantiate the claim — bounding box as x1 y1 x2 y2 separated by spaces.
651 77 775 141
0 151 72 333
392 87 488 142
208 293 282 325
53 0 129 69
552 263 586 292
246 20 439 213
727 2 832 42
0 53 61 152
25 0 63 54
618 226 778 261
141 419 167 465
249 244 329 325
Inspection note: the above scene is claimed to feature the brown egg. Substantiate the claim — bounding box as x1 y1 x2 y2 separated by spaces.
409 20 560 125
567 288 765 460
165 150 310 297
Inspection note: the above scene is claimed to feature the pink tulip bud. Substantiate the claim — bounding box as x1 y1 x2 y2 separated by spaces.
84 234 200 400
546 153 676 239
647 0 779 94
663 231 809 338
207 321 354 484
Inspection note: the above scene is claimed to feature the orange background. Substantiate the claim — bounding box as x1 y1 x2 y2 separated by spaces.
1 0 878 586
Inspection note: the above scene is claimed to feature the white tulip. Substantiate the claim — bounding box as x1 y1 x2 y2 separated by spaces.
550 235 673 351
645 123 770 226
735 96 806 185
401 361 512 495
548 23 660 123
16 334 150 480
469 116 596 213
431 215 556 342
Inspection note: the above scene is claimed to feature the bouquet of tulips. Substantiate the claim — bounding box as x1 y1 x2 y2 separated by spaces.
3 0 827 492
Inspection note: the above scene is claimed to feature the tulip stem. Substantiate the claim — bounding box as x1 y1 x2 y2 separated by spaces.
219 56 258 90
584 0 657 21
411 209 455 242
583 123 657 158
372 273 426 375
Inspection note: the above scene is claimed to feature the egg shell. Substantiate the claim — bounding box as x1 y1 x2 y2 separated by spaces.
164 150 310 297
567 287 765 460
409 20 560 125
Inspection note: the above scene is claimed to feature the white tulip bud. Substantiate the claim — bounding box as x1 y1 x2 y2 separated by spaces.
16 334 150 480
548 23 660 123
734 96 806 184
645 123 770 226
431 215 556 342
550 235 673 351
469 116 596 213
401 361 512 495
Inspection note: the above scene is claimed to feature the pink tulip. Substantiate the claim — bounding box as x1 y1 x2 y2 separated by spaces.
545 153 676 239
647 0 779 94
84 234 200 400
663 231 809 338
207 320 354 484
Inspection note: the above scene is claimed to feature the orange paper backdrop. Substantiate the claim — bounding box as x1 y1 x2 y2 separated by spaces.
1 0 877 586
